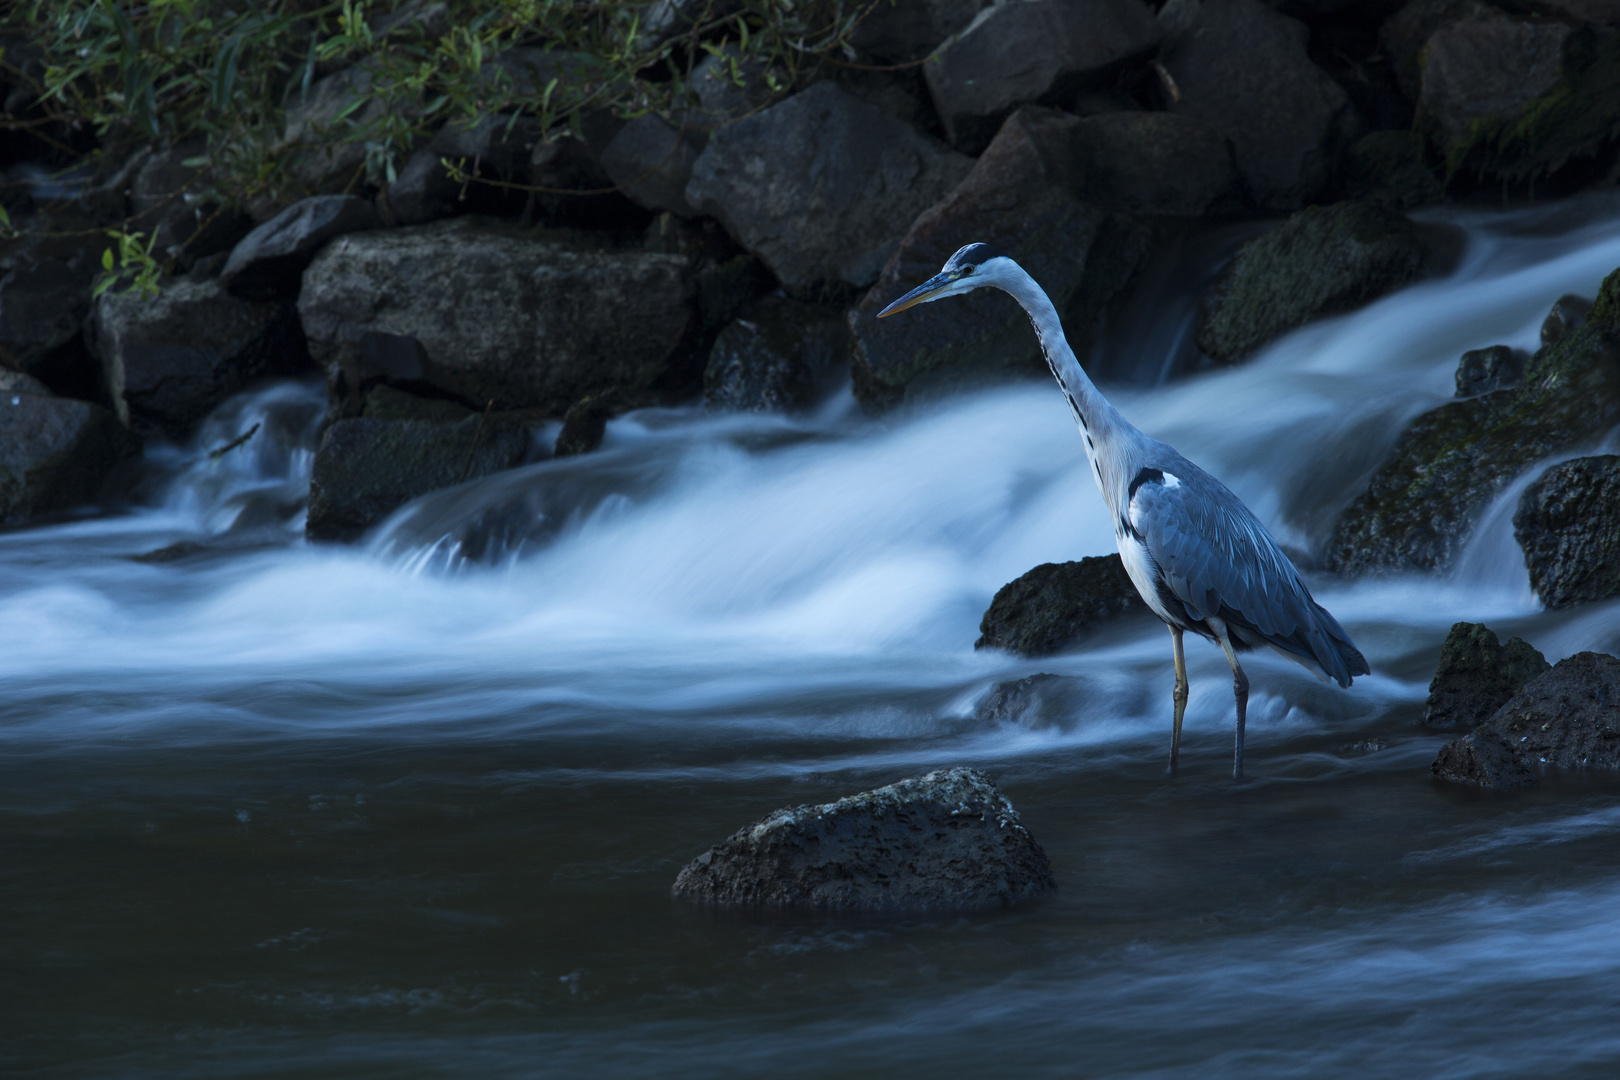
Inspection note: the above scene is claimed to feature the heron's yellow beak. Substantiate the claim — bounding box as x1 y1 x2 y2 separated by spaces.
876 271 958 318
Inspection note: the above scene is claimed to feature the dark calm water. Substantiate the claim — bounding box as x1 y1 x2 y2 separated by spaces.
7 200 1620 1078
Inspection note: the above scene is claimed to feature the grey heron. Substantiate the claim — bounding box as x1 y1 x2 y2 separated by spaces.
879 243 1368 779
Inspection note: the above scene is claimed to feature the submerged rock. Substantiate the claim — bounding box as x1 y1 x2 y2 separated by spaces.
671 768 1054 911
704 298 849 412
1197 200 1428 364
1454 345 1526 397
976 555 1148 656
1422 621 1550 730
0 376 137 525
1328 271 1620 575
1433 652 1620 788
1514 455 1620 610
974 673 1080 729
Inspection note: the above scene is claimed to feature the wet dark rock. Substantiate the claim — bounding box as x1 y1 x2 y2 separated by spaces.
671 768 1054 911
1328 272 1620 574
388 114 544 226
1455 344 1526 397
1071 112 1243 218
599 115 705 218
0 221 103 392
554 394 613 457
851 0 994 63
1197 200 1427 364
976 555 1149 656
298 218 697 416
684 82 973 293
1541 293 1593 348
704 299 849 412
974 673 1080 729
129 138 253 266
1423 621 1550 729
850 107 1150 411
644 214 772 333
1419 11 1572 144
1433 652 1620 788
220 195 381 297
306 415 530 541
923 0 1161 153
360 383 475 423
1514 454 1620 609
1342 130 1446 208
1158 0 1351 210
88 278 307 441
1380 0 1478 104
0 376 137 525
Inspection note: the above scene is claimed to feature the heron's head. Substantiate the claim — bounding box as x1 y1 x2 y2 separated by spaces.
876 242 1014 318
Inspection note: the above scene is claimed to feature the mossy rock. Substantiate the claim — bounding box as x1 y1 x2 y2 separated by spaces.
976 555 1148 656
1328 268 1620 574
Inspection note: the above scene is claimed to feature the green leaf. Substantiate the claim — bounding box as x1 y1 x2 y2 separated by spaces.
102 247 115 271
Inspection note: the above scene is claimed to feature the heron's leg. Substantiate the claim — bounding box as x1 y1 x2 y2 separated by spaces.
1169 625 1188 776
1217 631 1249 780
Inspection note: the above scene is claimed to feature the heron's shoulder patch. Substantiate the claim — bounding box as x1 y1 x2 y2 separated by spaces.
1129 466 1182 500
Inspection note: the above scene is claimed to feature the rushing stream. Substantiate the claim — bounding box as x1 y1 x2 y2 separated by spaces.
7 197 1620 1078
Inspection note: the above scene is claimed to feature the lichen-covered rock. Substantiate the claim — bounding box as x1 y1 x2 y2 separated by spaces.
704 298 849 412
1514 455 1620 609
924 0 1161 153
88 277 308 440
0 378 137 525
1328 271 1620 574
671 768 1054 911
1158 0 1351 210
221 195 381 297
1197 200 1428 364
974 673 1079 729
1422 621 1550 729
976 555 1148 656
684 82 973 293
849 106 1150 411
1433 652 1620 788
298 218 698 415
1455 344 1526 397
305 415 531 541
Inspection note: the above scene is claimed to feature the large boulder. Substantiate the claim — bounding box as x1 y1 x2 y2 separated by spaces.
1197 200 1429 364
0 220 103 394
849 106 1151 410
704 298 849 412
220 195 381 298
923 0 1161 153
671 768 1054 911
1158 0 1352 209
976 555 1149 656
684 82 973 294
1328 272 1620 574
1433 652 1620 788
0 373 137 525
1071 112 1244 217
305 415 531 541
1422 621 1550 729
88 277 307 440
297 218 699 416
1514 455 1620 609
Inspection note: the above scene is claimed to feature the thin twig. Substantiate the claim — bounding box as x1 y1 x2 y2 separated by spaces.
207 422 260 460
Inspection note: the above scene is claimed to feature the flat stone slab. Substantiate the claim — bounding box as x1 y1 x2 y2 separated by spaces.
672 768 1054 912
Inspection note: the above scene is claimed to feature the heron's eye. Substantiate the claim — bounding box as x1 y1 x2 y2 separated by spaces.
959 264 976 276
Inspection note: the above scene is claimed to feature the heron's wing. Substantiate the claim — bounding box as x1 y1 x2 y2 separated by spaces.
1129 465 1367 686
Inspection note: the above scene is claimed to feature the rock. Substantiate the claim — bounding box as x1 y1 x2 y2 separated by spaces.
973 673 1079 729
644 213 773 332
1422 621 1550 729
554 394 613 457
282 65 393 192
704 298 849 412
684 82 973 294
599 115 704 218
1433 652 1620 788
360 383 475 423
1197 200 1428 364
529 121 635 230
1329 274 1620 574
671 768 1054 911
1455 344 1526 396
1342 130 1446 208
1071 111 1243 217
88 278 307 440
220 195 381 298
924 0 1161 153
849 106 1150 410
1514 455 1620 609
1541 293 1593 347
1158 0 1352 209
0 220 103 394
1420 11 1572 143
128 138 252 266
688 45 777 128
298 218 698 416
305 415 530 541
0 383 137 525
976 555 1149 656
851 0 994 63
1380 0 1478 104
388 114 544 226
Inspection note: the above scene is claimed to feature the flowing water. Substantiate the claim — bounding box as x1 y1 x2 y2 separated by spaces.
8 198 1620 1078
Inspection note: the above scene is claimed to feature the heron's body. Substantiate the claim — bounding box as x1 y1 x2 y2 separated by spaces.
880 243 1368 777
